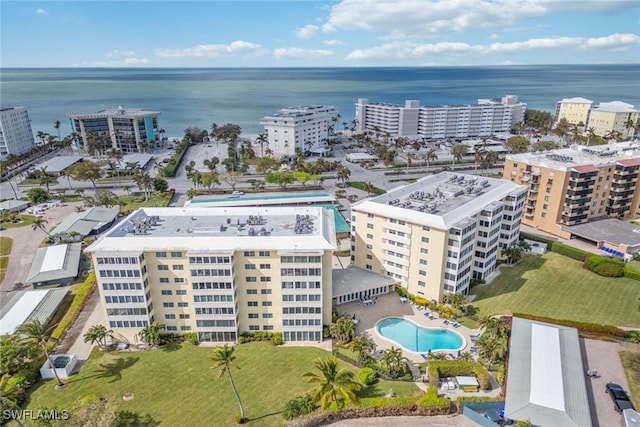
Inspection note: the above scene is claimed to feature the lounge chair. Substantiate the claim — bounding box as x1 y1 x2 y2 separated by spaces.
443 319 449 325
448 353 456 360
421 354 428 360
452 322 460 328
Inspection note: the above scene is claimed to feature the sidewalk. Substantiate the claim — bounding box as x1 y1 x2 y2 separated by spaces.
60 291 106 372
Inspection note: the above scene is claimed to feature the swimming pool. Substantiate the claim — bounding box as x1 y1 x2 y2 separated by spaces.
376 317 465 353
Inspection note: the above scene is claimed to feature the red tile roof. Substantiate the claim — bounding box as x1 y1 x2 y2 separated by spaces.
617 158 640 167
572 164 598 173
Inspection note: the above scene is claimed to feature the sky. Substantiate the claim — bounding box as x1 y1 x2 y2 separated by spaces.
1 0 639 67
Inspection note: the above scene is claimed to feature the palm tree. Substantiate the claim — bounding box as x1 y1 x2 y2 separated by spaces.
424 147 438 171
443 293 467 310
0 375 25 427
586 127 597 146
348 336 376 363
31 217 50 235
83 324 114 350
304 357 360 409
17 320 65 388
139 322 165 347
256 133 268 157
380 347 405 378
363 181 375 196
451 144 468 169
210 344 245 422
624 116 636 138
53 120 61 141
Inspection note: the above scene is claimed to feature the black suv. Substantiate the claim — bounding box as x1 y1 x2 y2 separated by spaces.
606 383 635 413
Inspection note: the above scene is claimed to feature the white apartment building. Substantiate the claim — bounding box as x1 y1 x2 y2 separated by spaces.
86 207 336 344
554 97 593 128
68 106 160 153
0 107 36 158
355 96 526 140
351 172 526 301
260 105 336 158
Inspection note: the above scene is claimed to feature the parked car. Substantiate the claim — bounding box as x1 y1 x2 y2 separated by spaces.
606 382 635 413
231 191 244 196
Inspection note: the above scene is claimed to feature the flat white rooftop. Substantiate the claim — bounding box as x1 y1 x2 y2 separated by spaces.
41 244 68 272
353 172 525 229
506 141 640 171
0 290 49 335
87 206 336 252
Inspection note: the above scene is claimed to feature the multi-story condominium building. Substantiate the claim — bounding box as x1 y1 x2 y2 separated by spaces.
0 107 36 158
68 106 160 153
503 142 640 237
260 105 336 158
86 206 336 344
554 97 593 128
587 101 639 139
350 172 526 300
355 95 526 140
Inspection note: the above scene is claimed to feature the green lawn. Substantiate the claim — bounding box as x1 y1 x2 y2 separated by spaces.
0 214 40 229
0 236 12 256
118 192 173 214
23 342 420 426
471 252 640 327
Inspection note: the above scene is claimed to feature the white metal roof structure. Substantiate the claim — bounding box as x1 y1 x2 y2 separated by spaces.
121 153 154 169
37 156 83 174
0 199 30 213
0 288 69 335
505 317 592 427
332 267 397 298
352 172 525 230
25 243 83 285
51 206 119 238
86 206 336 253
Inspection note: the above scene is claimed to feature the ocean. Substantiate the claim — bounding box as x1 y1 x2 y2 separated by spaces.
1 65 639 138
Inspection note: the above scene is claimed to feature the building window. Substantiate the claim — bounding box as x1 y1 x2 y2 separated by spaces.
541 212 547 218
180 326 192 331
366 254 372 260
419 270 427 276
174 278 185 283
367 213 374 218
178 302 189 307
419 259 428 265
247 289 257 295
258 251 270 257
161 290 172 295
158 265 168 271
179 314 190 319
159 278 170 284
366 234 373 239
544 196 549 201
171 251 182 258
165 314 176 320
262 301 272 307
260 277 271 282
249 325 260 331
365 264 372 270
166 326 178 331
420 248 429 254
261 289 272 295
367 223 374 229
163 302 174 308
176 290 187 296
155 252 167 258
417 281 426 287
421 237 429 243
259 264 271 269
262 313 273 319
246 277 257 282
248 313 259 319
245 264 256 270
244 251 255 257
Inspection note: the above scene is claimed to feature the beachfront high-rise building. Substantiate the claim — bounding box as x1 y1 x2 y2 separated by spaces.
587 101 639 139
355 95 526 140
350 173 526 300
554 97 593 129
86 206 336 344
0 107 36 158
260 105 336 158
503 142 640 237
68 106 160 154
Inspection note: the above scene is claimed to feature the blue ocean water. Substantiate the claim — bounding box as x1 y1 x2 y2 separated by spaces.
1 65 638 137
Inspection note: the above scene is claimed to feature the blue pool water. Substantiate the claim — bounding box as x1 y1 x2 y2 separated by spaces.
376 317 464 353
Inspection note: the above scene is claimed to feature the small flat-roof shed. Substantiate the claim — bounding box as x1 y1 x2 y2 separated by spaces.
0 288 69 335
26 243 83 287
332 267 397 305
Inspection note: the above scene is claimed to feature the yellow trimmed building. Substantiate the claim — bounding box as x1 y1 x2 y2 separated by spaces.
587 101 639 139
554 97 593 128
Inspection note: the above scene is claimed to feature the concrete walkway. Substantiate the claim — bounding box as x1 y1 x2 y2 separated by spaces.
61 290 106 372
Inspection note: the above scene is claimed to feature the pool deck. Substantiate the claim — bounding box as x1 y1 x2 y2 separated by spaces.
337 293 482 365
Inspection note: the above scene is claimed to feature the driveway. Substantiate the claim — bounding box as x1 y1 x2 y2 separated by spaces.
0 201 83 306
581 338 637 427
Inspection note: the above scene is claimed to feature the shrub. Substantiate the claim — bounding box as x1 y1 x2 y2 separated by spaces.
496 365 506 386
470 278 486 288
624 267 640 281
358 367 378 386
519 232 554 246
427 360 491 390
283 395 317 420
550 242 588 261
271 332 283 346
593 262 624 277
183 332 199 346
416 385 451 407
586 255 611 270
626 331 640 343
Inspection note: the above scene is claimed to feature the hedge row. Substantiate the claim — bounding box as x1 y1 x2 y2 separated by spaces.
162 141 190 177
519 232 555 246
624 267 640 280
287 386 449 427
512 313 625 338
51 272 96 344
550 241 589 261
427 360 491 391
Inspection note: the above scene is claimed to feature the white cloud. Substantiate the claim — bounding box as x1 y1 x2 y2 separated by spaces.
36 8 48 15
296 25 319 39
107 50 136 58
323 0 638 38
324 39 344 46
274 47 335 60
155 41 264 59
346 33 640 61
